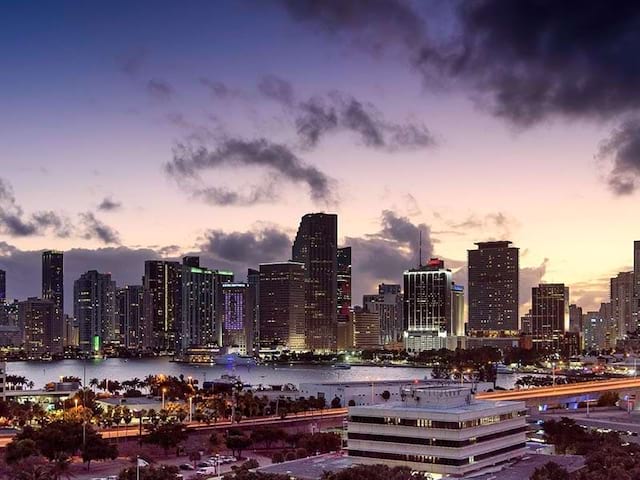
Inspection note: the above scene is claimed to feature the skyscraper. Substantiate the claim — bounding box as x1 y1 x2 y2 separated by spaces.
337 246 352 323
292 213 338 351
635 241 640 315
42 250 64 353
116 285 144 350
20 297 56 359
468 241 519 332
403 258 459 353
74 270 116 353
451 284 465 336
568 304 583 333
0 269 5 303
222 283 250 354
143 260 182 351
531 283 569 349
363 284 404 346
611 271 636 338
352 307 381 349
247 268 260 354
258 262 305 350
180 260 216 353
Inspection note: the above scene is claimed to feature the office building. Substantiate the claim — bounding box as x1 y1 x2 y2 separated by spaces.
583 310 616 352
180 259 217 352
347 385 527 476
337 315 354 350
258 262 305 350
63 314 79 348
363 284 404 346
292 213 338 351
611 271 635 338
468 241 519 332
568 304 583 333
222 283 250 354
42 250 64 354
337 246 352 323
116 285 144 350
247 268 260 354
452 284 465 336
531 283 569 349
19 297 55 359
353 307 380 349
73 270 116 353
403 258 461 353
0 269 5 303
143 260 182 351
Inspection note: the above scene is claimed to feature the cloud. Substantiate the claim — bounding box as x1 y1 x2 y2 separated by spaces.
79 212 121 245
199 78 242 99
295 97 339 147
166 138 335 205
200 226 291 265
97 197 122 212
598 119 640 195
258 75 295 106
519 258 548 308
147 79 174 101
0 178 71 238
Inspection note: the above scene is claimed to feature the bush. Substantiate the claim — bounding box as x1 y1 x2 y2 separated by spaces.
295 448 308 459
285 451 297 461
272 452 285 464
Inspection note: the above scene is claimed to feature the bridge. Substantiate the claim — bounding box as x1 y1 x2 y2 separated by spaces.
477 377 640 409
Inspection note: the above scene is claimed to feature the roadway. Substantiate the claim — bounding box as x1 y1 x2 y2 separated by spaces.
477 377 640 402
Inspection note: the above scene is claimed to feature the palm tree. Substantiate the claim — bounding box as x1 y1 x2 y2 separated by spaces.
89 378 99 391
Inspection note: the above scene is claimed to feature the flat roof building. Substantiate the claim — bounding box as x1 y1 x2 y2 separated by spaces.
346 385 527 477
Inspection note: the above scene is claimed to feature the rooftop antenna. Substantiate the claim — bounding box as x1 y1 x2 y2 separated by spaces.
418 230 423 267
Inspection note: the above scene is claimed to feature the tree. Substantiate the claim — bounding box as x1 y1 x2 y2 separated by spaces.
81 433 118 469
118 464 180 480
143 421 188 455
530 461 570 480
251 427 285 449
271 452 285 464
226 433 253 459
5 438 39 464
7 456 55 480
330 397 341 408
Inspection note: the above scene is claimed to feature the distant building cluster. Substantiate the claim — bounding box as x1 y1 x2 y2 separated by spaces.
0 214 639 359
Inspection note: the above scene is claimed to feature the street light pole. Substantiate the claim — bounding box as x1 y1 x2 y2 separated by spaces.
162 388 166 410
188 396 193 423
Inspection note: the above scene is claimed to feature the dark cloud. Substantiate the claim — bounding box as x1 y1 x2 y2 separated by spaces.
79 212 121 245
147 79 174 101
258 75 295 106
97 197 122 212
344 210 435 303
194 183 277 206
295 97 339 148
0 178 71 238
166 138 335 205
200 227 291 265
199 78 242 99
598 119 640 195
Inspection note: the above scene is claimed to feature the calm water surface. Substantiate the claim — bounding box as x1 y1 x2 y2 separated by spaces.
5 358 522 390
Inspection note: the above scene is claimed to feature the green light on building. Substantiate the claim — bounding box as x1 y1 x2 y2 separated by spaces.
92 335 100 352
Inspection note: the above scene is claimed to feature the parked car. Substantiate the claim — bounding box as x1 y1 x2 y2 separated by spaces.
179 463 195 470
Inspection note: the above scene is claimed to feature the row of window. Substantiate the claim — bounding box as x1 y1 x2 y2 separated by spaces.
347 425 527 447
349 410 526 429
348 442 526 466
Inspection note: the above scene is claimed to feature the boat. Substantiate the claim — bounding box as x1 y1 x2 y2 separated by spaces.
496 363 515 374
214 353 257 366
332 363 351 370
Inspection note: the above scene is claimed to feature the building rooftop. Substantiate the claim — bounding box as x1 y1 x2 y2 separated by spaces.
462 452 584 480
256 453 354 480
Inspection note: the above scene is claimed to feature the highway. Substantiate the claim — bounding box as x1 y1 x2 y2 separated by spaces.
477 377 640 402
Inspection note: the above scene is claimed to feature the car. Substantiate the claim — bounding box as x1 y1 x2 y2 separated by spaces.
179 463 195 470
196 466 218 475
197 462 211 468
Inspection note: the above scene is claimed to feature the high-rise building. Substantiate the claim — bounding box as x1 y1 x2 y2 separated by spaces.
73 270 116 353
180 260 217 353
635 241 640 315
451 284 465 336
583 309 616 352
468 241 519 332
352 307 380 349
363 284 404 346
258 262 305 350
222 283 250 354
531 283 569 349
42 250 64 353
292 213 338 351
0 269 5 303
143 260 182 351
403 258 460 353
116 285 144 350
63 314 79 348
337 246 352 323
247 268 260 354
568 304 583 333
611 271 635 338
19 297 55 359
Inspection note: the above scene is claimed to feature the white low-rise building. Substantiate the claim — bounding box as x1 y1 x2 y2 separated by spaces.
347 385 527 477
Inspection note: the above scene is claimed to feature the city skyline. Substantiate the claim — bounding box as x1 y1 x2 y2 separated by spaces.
3 1 640 314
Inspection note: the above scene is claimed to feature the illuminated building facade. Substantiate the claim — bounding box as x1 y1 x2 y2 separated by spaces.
73 270 116 353
20 297 55 359
222 283 249 354
531 283 569 350
42 250 64 354
143 260 182 351
611 271 635 338
116 285 144 349
363 284 404 346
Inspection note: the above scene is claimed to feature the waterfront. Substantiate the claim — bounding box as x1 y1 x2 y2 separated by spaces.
5 358 524 390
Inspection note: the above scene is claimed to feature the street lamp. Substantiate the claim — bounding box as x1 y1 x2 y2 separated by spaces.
188 396 193 423
162 388 167 410
74 398 78 412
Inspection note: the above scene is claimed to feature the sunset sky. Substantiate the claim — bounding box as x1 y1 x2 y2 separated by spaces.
2 0 639 314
